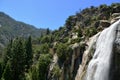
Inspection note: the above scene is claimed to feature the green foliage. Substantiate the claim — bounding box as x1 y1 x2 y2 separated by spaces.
52 28 66 42
2 37 33 80
26 54 52 80
2 61 12 80
38 54 52 80
0 62 3 79
65 16 76 30
25 36 33 70
0 3 120 80
40 35 53 44
10 38 26 80
39 43 49 54
61 37 69 43
46 28 50 35
52 65 61 78
71 38 81 44
77 28 83 37
56 43 72 64
84 27 97 37
29 66 39 80
0 12 46 47
3 40 12 66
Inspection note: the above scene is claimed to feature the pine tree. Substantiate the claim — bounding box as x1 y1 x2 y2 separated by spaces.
25 36 33 70
3 40 12 65
0 62 3 79
10 38 26 80
1 40 13 79
2 61 12 80
46 28 50 35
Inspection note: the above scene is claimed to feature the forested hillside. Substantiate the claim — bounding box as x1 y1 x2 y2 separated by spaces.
0 12 46 47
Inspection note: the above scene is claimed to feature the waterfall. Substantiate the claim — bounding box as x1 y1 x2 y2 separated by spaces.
85 20 120 80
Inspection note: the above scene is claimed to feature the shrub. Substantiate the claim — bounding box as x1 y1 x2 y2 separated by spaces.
56 43 72 64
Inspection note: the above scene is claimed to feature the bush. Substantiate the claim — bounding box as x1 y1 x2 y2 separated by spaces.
40 35 52 44
84 27 97 37
71 38 81 44
52 65 61 78
56 43 72 64
39 43 49 54
38 54 52 80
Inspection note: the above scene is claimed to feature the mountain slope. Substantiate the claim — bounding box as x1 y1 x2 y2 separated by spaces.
0 12 46 46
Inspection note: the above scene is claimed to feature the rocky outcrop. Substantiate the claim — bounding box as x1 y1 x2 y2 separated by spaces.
48 54 58 80
94 20 111 29
111 13 120 24
48 42 86 80
59 43 85 80
112 13 120 18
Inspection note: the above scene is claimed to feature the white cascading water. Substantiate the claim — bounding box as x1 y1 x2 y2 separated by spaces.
85 20 120 80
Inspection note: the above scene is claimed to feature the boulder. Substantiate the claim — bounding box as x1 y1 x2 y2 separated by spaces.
72 32 78 39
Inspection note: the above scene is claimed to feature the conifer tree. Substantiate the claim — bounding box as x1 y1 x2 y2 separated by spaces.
2 61 12 80
10 38 26 80
46 28 50 35
0 62 3 79
25 36 33 70
3 40 12 65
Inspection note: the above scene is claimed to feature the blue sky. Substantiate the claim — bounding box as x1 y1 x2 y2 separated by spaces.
0 0 119 30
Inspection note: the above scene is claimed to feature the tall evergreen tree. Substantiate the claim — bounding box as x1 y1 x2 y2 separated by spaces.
10 38 26 80
3 40 12 65
0 62 3 79
1 40 13 79
46 28 50 35
2 61 12 80
25 36 33 70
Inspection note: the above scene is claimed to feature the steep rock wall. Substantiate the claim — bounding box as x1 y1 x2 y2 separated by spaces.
75 33 100 80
